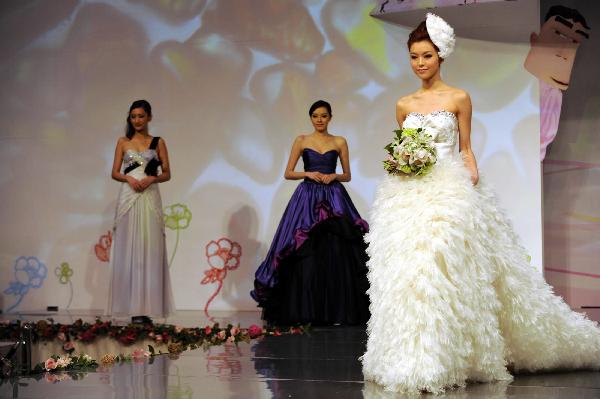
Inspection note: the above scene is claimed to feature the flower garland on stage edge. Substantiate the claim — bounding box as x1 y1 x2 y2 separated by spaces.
0 318 307 378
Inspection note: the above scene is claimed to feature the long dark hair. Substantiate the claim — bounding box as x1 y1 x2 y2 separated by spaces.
125 99 152 139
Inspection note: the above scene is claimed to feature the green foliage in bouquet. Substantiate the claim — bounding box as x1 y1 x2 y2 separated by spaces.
383 127 437 176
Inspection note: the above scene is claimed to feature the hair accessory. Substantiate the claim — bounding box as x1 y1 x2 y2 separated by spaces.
425 13 455 59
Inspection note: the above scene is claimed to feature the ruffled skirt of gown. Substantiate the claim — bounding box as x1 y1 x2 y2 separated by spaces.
361 156 600 394
252 179 370 326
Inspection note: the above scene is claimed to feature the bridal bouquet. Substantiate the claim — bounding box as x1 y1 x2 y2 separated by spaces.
383 127 437 176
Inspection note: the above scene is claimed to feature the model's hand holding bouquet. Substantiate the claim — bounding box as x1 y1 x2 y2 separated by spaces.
383 127 437 176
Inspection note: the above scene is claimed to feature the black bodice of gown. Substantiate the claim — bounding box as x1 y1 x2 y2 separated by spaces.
302 148 338 174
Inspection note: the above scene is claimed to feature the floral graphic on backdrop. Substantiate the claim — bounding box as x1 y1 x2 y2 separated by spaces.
164 203 192 268
201 238 242 318
94 231 112 263
55 262 74 309
3 256 48 312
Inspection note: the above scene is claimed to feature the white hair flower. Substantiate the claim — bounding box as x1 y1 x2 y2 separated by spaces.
425 13 455 59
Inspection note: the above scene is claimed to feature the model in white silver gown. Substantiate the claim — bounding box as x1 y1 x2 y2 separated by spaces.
361 110 600 394
106 145 175 318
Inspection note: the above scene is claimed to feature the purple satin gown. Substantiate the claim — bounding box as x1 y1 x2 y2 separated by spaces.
251 148 370 325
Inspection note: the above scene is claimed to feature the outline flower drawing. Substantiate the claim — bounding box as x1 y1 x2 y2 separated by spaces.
55 262 73 284
164 203 192 268
3 256 48 312
201 238 242 318
55 262 74 309
94 231 112 263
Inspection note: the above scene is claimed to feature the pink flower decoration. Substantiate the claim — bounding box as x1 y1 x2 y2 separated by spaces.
94 231 112 262
44 358 57 371
230 327 240 336
57 332 66 342
56 356 71 368
248 324 263 338
204 326 213 335
217 330 227 340
131 349 151 358
63 342 75 352
133 356 146 365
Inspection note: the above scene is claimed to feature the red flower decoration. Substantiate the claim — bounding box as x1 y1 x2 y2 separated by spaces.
79 330 95 343
94 231 112 262
247 325 263 339
201 268 227 285
205 238 242 270
201 238 242 318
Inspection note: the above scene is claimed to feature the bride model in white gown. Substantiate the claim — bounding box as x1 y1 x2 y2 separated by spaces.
361 14 600 395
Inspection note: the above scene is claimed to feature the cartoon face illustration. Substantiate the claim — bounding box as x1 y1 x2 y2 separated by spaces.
525 7 590 91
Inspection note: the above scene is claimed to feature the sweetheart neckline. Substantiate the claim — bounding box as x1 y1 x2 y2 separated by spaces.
303 148 338 156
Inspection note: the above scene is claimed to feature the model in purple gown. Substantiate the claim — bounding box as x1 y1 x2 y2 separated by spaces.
251 100 370 326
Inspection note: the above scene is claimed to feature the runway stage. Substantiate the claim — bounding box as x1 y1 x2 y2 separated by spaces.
1 310 600 398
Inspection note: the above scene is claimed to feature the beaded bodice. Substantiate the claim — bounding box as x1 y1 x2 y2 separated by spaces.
123 149 158 170
401 110 458 160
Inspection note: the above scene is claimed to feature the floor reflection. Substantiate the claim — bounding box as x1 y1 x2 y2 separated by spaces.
1 311 600 398
252 326 366 398
362 380 510 399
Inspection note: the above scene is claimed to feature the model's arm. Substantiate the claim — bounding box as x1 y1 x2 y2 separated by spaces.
456 91 479 185
323 137 350 184
139 138 171 190
111 137 143 191
156 137 171 183
284 136 323 182
396 98 408 127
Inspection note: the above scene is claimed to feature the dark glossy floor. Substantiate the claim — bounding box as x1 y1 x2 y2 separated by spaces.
1 310 600 398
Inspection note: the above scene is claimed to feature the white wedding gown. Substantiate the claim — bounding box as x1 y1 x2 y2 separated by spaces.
361 110 600 394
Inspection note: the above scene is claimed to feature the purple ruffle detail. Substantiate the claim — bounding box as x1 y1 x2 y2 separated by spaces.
280 200 367 268
251 179 368 305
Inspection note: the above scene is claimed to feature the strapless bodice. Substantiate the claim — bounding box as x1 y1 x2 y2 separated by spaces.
123 149 158 170
302 148 338 174
401 110 458 160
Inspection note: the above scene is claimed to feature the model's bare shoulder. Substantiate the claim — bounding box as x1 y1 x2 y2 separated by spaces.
333 135 347 143
116 136 128 148
396 94 414 109
292 134 308 148
450 87 471 104
396 93 415 124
